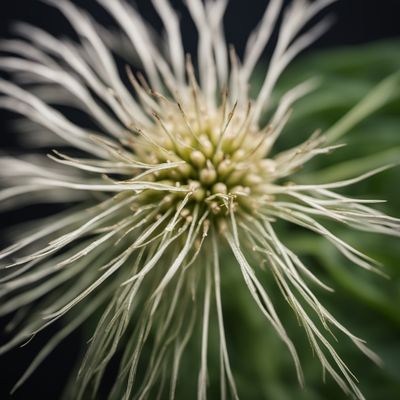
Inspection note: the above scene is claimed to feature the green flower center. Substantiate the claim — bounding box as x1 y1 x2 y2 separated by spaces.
133 105 276 218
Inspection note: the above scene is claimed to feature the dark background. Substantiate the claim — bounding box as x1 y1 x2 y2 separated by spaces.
0 1 400 399
1 0 400 149
0 0 400 54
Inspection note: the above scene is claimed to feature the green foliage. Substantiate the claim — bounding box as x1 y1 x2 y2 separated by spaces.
222 40 400 400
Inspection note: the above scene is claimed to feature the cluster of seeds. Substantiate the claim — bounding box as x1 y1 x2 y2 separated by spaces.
131 99 277 218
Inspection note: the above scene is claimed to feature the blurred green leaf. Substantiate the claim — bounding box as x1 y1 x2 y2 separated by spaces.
232 40 400 399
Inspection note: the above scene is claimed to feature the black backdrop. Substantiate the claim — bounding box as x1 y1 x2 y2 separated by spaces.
0 0 400 51
0 1 400 399
1 0 400 145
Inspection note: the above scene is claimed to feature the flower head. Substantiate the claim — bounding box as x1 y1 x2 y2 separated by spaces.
0 0 399 399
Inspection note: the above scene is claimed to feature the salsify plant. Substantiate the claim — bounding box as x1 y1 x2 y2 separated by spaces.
0 0 399 399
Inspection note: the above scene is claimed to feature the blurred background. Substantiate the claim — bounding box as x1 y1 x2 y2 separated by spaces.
0 1 399 399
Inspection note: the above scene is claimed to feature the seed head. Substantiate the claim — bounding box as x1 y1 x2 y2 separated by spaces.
0 1 399 400
132 90 273 223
